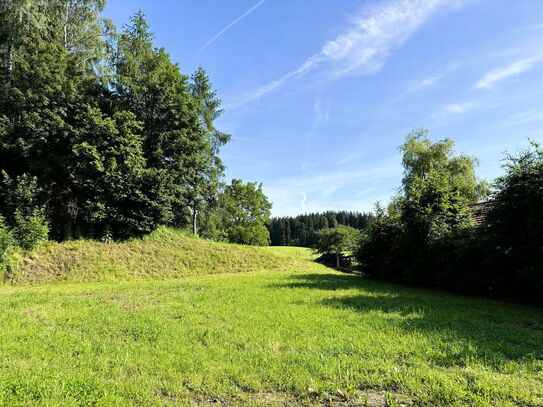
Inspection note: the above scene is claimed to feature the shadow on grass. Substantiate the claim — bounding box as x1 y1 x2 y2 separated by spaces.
279 272 543 368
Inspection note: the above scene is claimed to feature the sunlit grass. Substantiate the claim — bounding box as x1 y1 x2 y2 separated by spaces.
9 227 320 285
1 260 542 405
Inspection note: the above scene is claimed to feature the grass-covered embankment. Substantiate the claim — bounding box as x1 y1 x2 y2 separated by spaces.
8 227 319 285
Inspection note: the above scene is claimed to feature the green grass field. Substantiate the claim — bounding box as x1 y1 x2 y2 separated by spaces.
1 232 542 406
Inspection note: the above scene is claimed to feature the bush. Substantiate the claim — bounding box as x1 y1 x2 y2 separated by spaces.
482 141 543 302
355 213 407 279
0 216 17 278
226 224 270 246
13 209 49 251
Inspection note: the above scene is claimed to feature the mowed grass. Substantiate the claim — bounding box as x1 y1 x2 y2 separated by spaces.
1 258 543 406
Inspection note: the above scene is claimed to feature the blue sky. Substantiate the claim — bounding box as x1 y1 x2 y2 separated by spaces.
104 0 543 216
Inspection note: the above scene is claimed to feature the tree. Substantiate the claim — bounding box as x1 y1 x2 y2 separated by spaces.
112 13 229 236
483 141 543 300
190 67 231 154
357 129 486 285
219 179 272 246
400 128 488 203
0 2 254 245
314 225 359 268
185 67 230 236
68 108 171 238
0 0 45 84
397 129 485 243
0 22 95 238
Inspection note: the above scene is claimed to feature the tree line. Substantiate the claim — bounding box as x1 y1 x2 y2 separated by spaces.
0 0 272 253
354 129 543 304
268 211 372 247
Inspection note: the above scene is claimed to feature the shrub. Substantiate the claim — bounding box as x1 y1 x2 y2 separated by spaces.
0 216 17 278
482 141 543 302
355 213 406 279
0 172 43 226
226 224 270 246
13 209 49 251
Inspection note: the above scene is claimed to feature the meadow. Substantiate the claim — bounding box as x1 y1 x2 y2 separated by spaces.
1 233 542 406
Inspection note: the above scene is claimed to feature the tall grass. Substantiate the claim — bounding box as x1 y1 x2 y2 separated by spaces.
10 227 320 285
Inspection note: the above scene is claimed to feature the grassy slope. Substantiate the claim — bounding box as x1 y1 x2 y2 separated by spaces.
1 232 542 406
10 227 320 285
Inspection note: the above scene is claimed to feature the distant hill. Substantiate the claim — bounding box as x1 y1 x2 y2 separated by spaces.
268 211 373 247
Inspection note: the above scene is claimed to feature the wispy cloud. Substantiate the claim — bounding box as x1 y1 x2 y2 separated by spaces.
498 108 543 127
433 97 507 119
301 97 331 172
444 103 468 114
431 102 469 118
200 0 266 51
228 0 463 109
475 57 540 89
412 75 442 90
313 98 331 128
405 62 461 93
265 159 402 216
300 192 307 212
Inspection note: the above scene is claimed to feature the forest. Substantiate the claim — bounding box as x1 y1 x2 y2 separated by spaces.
268 211 372 247
0 0 271 250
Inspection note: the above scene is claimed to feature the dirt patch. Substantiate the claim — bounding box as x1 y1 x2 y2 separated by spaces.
191 389 412 406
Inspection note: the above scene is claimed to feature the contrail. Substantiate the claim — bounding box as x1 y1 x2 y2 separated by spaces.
200 0 266 51
226 0 464 110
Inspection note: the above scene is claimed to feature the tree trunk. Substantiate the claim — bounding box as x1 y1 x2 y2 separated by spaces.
336 253 340 269
6 42 13 84
192 207 198 236
63 1 71 49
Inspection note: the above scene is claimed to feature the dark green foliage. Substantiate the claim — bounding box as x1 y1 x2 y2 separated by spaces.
0 3 231 241
355 210 404 280
269 211 372 247
184 67 230 236
13 209 49 250
0 216 17 278
218 179 272 246
225 224 270 247
481 141 543 302
0 172 43 224
357 132 543 304
357 130 486 291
